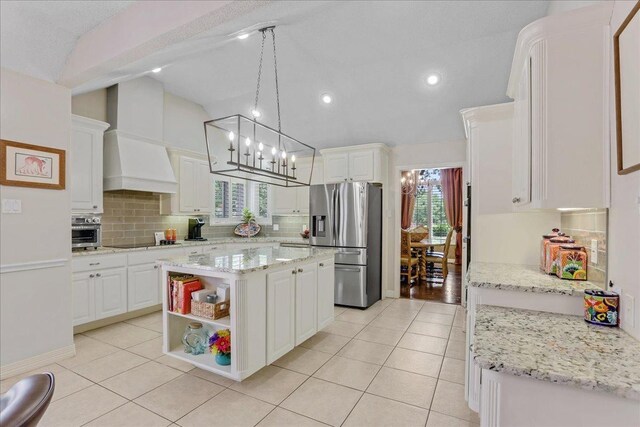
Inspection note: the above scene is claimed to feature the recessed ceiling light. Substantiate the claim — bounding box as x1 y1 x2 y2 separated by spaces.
151 67 162 73
321 94 332 104
426 74 440 85
237 33 250 40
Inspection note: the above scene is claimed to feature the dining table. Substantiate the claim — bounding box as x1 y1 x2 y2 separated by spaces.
410 236 446 282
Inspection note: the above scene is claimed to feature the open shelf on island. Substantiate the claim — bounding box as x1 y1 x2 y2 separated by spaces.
167 310 231 328
167 347 233 378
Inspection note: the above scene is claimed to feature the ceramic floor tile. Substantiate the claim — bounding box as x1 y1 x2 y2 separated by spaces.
427 411 480 427
388 298 425 310
257 407 326 427
397 332 448 356
337 339 394 365
57 335 119 369
229 365 308 405
377 307 420 320
334 306 347 317
369 315 413 331
125 311 163 332
453 312 465 328
354 325 405 346
127 336 163 360
189 367 237 387
0 364 66 394
421 302 458 315
449 327 466 343
431 380 480 423
71 350 147 382
321 319 365 338
280 377 362 427
177 389 274 427
415 312 455 326
384 347 443 378
299 331 351 355
100 361 182 399
445 339 466 361
375 298 393 309
313 355 380 391
439 358 465 385
272 346 332 375
85 402 171 427
366 366 437 409
335 309 378 325
136 374 224 421
83 322 160 349
39 385 127 427
155 355 195 372
344 393 429 427
407 320 452 339
49 368 94 401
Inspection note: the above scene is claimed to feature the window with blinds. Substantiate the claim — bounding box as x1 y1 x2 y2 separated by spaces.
231 182 245 217
211 178 271 224
213 181 229 219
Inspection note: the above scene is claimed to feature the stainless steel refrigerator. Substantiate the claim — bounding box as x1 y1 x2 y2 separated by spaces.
309 182 382 308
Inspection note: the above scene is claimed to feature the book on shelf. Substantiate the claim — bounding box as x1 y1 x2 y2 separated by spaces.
168 274 202 313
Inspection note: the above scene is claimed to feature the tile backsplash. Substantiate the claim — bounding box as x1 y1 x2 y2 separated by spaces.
101 190 308 246
560 208 608 289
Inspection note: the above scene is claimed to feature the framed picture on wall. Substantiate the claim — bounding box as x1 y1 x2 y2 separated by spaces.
0 139 66 190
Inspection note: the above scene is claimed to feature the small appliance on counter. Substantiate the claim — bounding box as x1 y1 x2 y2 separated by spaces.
186 218 207 241
584 289 619 326
71 215 101 250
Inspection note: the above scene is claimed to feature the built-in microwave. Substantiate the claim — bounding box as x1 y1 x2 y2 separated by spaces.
72 215 101 250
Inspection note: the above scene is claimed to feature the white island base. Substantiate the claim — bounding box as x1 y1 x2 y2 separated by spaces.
159 246 334 381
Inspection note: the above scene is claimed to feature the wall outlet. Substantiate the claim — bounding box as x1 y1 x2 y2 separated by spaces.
623 293 635 328
272 224 279 231
590 239 598 264
1 199 21 213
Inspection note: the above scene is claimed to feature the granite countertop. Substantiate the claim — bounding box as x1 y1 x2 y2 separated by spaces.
157 245 335 274
72 237 310 257
473 305 640 400
467 262 600 296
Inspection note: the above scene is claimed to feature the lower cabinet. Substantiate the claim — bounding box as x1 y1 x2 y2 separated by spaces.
72 272 95 326
72 267 127 326
266 268 296 364
295 261 318 345
128 263 161 311
317 259 335 330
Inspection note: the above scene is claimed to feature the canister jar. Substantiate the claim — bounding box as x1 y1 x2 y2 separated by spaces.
540 228 560 271
545 235 574 275
555 244 588 280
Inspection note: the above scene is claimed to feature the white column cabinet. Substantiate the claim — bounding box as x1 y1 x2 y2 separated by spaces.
266 268 296 364
70 115 109 213
295 261 318 345
94 268 128 319
128 263 160 311
317 259 335 330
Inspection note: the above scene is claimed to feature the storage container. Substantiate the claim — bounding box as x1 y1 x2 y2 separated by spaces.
555 244 588 280
545 235 574 274
584 289 618 326
540 228 560 271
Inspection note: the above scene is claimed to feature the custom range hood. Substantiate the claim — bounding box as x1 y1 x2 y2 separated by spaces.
103 77 177 193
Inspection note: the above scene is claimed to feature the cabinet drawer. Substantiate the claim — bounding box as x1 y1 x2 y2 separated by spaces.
72 254 126 272
128 248 185 265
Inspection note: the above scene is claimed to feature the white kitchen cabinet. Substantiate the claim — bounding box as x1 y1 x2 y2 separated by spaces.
160 153 212 215
507 3 612 209
128 263 160 311
273 157 322 215
72 272 95 326
266 268 296 364
317 259 335 330
295 261 318 345
94 268 127 320
70 115 109 213
320 144 389 184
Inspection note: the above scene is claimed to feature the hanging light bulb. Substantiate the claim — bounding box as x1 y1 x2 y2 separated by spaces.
251 109 261 118
245 137 251 146
228 131 235 141
291 155 296 163
281 151 287 159
271 147 277 156
401 177 406 184
258 142 264 151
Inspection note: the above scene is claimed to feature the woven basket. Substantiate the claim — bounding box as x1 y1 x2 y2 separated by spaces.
191 300 230 320
409 226 429 242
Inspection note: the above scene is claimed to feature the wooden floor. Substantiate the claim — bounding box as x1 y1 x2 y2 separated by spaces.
400 264 462 304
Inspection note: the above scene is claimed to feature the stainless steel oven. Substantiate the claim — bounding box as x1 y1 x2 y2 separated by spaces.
72 216 101 250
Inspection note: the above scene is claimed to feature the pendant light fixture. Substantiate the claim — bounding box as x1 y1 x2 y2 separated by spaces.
204 26 315 187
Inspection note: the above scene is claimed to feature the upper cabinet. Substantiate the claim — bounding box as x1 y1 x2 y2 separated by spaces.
160 152 212 215
273 157 323 215
71 115 110 214
507 3 613 210
320 144 389 184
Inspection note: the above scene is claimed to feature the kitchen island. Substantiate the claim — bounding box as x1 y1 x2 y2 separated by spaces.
158 244 335 381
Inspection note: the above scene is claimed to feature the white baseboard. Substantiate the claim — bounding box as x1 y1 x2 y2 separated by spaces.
0 344 76 380
385 290 397 298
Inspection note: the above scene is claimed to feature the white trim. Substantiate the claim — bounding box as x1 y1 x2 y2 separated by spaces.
385 290 397 298
0 258 68 274
0 344 76 380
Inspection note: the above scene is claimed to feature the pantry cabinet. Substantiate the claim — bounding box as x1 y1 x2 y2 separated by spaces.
295 261 318 345
320 144 389 184
266 268 296 364
507 3 612 209
160 153 213 215
70 115 109 214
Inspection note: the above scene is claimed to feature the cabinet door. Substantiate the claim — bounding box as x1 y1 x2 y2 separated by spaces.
72 272 95 326
348 151 374 182
71 126 103 213
295 161 313 214
128 263 160 311
273 186 298 214
295 261 318 345
195 161 213 213
512 57 532 208
94 268 127 320
179 156 197 212
317 259 335 330
266 268 296 364
323 153 349 183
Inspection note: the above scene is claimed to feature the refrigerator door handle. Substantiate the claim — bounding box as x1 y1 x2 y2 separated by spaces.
340 250 362 255
335 266 362 272
332 186 337 244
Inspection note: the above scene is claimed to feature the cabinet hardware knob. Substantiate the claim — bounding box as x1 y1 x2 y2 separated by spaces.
319 263 324 267
96 273 101 277
154 265 158 269
93 205 98 209
298 268 303 273
89 262 100 266
89 274 95 278
190 251 197 254
292 270 297 274
512 197 521 204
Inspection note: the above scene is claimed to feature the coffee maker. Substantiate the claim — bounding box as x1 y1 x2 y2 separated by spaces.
186 218 207 241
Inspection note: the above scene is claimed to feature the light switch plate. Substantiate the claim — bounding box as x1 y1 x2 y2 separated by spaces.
1 199 21 213
623 294 635 328
272 224 279 231
590 239 598 264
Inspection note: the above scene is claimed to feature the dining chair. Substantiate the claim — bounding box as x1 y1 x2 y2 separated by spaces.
400 230 419 284
424 228 454 280
0 372 55 427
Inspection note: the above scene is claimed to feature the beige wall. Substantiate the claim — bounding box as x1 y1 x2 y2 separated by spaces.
0 68 74 367
71 89 108 122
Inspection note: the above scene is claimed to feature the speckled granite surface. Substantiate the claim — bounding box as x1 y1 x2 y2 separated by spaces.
157 245 335 274
72 237 310 257
473 305 640 400
468 262 600 296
